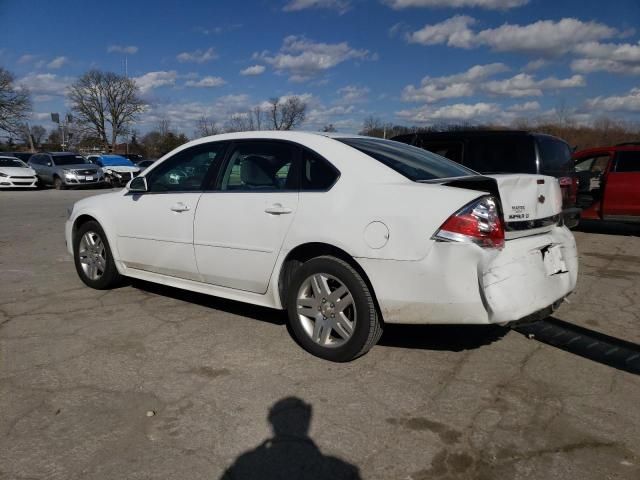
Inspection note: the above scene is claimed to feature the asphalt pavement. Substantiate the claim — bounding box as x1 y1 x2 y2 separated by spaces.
1 188 639 480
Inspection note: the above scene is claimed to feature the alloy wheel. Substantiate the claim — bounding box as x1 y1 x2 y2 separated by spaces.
78 231 107 280
296 273 356 348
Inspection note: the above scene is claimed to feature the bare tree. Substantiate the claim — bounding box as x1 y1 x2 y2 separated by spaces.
157 117 172 137
68 70 146 151
224 113 255 133
321 124 337 132
360 115 383 137
268 96 307 130
31 125 46 146
251 106 264 130
195 116 220 138
0 67 31 134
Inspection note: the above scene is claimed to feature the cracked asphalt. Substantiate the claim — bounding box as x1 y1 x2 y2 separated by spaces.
1 189 639 480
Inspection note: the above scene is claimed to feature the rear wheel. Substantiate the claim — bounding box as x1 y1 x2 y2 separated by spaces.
73 220 122 289
287 256 382 362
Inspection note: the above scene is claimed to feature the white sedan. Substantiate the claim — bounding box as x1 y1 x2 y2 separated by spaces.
65 131 578 361
0 156 38 188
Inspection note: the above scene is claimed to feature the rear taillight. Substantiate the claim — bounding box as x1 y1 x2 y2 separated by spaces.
433 196 505 249
558 176 578 206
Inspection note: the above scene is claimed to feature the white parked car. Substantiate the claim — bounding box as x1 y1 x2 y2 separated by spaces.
65 132 578 361
0 156 38 188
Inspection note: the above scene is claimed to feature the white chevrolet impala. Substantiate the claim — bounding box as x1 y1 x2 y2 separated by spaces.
65 131 578 361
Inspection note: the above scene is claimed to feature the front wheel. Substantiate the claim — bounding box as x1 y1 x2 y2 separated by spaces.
73 220 122 289
287 256 382 362
53 176 64 190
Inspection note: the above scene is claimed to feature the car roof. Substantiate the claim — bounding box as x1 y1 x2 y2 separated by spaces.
0 155 23 160
40 151 82 156
574 144 640 157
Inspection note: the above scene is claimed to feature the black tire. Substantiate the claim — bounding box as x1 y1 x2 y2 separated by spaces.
53 176 64 190
73 220 122 289
286 256 382 362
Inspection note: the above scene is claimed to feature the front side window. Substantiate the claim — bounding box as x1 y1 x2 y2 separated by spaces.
338 137 475 181
146 142 226 192
614 151 640 172
220 141 297 191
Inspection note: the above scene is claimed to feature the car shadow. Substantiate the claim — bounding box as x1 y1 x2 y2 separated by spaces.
219 396 361 480
129 279 287 326
574 219 640 236
379 323 509 352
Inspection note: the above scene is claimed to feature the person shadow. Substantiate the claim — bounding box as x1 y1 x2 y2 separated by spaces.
220 397 361 480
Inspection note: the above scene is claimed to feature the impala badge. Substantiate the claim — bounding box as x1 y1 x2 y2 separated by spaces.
538 195 546 204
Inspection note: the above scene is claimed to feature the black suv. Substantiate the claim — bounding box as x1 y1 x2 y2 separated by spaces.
392 130 580 227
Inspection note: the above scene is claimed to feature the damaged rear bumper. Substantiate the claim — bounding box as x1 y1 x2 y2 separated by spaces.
357 225 578 325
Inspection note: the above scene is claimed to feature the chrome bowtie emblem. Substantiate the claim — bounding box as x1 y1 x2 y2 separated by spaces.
538 195 546 204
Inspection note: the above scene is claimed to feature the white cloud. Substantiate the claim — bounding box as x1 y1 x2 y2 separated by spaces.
185 76 226 88
107 45 139 54
257 35 371 82
47 56 69 69
482 73 585 97
385 0 528 9
402 63 508 102
176 47 218 63
134 71 177 93
523 59 548 72
18 54 37 64
283 0 351 13
337 85 370 103
571 41 640 75
585 88 640 112
408 17 619 56
396 102 500 123
18 73 73 98
507 101 540 112
408 15 477 48
240 65 266 76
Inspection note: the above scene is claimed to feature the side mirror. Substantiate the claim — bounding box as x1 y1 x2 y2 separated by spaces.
127 176 148 193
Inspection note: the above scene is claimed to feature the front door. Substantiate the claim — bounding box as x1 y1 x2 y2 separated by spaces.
603 150 640 220
116 142 227 280
194 140 299 293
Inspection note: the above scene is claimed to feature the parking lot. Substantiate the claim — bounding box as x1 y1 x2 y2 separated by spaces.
1 189 639 479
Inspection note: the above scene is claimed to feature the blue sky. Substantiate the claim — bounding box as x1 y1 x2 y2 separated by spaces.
2 0 640 135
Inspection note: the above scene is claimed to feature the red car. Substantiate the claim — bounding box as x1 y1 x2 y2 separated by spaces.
573 143 640 222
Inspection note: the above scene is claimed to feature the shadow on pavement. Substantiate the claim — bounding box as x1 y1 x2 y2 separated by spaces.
130 279 287 326
512 317 640 375
574 219 640 237
379 324 509 352
220 397 361 480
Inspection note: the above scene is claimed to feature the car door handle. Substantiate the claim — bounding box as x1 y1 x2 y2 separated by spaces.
170 202 190 212
264 204 293 215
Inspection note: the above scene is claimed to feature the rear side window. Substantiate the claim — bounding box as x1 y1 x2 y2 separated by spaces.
300 149 338 190
536 136 572 174
338 137 475 181
614 151 640 172
466 136 537 174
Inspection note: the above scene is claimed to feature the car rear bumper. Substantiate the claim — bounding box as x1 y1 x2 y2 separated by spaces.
357 225 578 325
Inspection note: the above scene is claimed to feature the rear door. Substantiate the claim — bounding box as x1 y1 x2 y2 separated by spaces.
193 140 299 293
602 150 640 220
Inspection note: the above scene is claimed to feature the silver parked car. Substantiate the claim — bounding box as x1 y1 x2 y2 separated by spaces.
28 152 105 189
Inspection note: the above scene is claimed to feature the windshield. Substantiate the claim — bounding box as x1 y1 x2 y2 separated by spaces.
99 155 135 167
338 137 476 181
0 157 28 168
52 155 87 166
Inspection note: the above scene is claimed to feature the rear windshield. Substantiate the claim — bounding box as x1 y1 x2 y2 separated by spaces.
536 136 572 174
465 135 537 174
52 155 87 166
338 137 475 181
0 158 27 168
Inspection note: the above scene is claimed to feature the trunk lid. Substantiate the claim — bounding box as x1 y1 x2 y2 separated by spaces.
439 174 563 238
